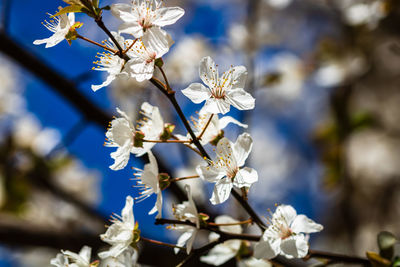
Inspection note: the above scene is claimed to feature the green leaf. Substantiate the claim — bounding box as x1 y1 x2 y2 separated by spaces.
52 5 85 17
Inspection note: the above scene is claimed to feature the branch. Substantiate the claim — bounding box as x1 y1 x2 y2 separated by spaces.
307 249 371 266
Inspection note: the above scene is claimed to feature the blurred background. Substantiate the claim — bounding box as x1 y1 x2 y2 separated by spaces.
0 0 400 266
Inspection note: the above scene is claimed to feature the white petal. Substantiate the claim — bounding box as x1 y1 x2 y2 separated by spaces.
203 98 230 114
144 27 171 57
67 13 75 25
196 165 225 183
200 244 236 266
219 116 248 130
210 177 233 205
154 7 185 27
141 151 159 190
121 196 135 227
280 236 309 259
186 229 198 254
254 238 280 259
274 205 297 225
233 167 258 188
78 246 92 263
92 73 116 91
106 117 133 147
231 66 247 90
181 83 210 104
119 22 144 38
149 192 163 219
291 215 323 234
226 89 255 111
233 133 253 167
175 229 195 254
109 140 132 170
184 185 199 227
199 56 218 88
215 215 242 234
127 58 154 82
111 4 138 22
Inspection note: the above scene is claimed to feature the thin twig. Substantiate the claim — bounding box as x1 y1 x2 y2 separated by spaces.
143 139 191 144
197 114 214 140
170 175 199 183
158 65 172 91
306 249 370 266
177 240 219 267
208 218 252 227
77 34 117 53
141 237 185 250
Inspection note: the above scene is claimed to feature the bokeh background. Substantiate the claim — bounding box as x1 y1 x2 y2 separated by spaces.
0 0 400 266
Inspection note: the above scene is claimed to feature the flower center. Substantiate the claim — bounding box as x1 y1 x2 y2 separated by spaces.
146 52 157 64
211 86 226 99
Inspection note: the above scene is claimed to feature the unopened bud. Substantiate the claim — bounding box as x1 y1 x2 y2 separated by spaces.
158 173 171 190
160 123 175 141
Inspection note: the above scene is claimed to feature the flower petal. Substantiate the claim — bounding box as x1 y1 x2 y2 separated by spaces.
118 22 144 38
111 4 138 22
210 177 233 205
154 7 185 27
149 191 163 219
274 205 297 225
121 196 135 227
233 167 258 188
127 58 154 82
291 215 323 234
280 236 309 259
203 98 231 114
226 89 255 111
196 165 224 183
181 83 210 104
91 73 116 92
200 244 236 266
254 238 280 259
233 133 253 167
219 116 248 130
109 140 132 170
215 215 242 234
231 65 247 90
199 56 218 88
144 27 171 57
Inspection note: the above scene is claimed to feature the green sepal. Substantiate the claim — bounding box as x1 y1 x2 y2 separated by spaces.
52 5 86 18
158 173 171 190
236 241 252 260
133 131 145 148
210 130 225 146
155 58 164 68
199 213 209 227
160 123 175 141
101 5 111 10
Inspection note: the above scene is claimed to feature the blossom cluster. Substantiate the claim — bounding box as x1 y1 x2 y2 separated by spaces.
33 0 323 266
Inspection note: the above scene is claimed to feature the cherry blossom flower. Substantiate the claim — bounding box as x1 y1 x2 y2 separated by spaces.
91 33 135 91
173 185 200 254
34 12 75 48
105 103 164 170
134 151 163 218
254 205 323 260
99 247 139 267
177 106 248 146
196 133 258 204
127 29 172 82
111 0 184 43
200 215 243 266
99 196 137 259
51 246 93 267
182 56 255 114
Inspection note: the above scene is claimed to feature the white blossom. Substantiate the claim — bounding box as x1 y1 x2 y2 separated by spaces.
177 106 247 146
134 151 163 218
197 133 258 205
200 215 243 266
254 205 323 260
127 29 172 82
105 103 164 170
173 185 200 254
182 56 255 114
111 0 184 43
99 196 136 259
51 246 92 267
34 12 75 48
91 33 135 91
99 247 139 267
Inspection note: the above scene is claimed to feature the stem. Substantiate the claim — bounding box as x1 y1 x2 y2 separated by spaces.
207 218 252 227
158 65 172 92
197 114 214 140
95 17 126 58
170 175 199 183
140 237 184 250
123 38 137 54
143 139 191 144
76 34 117 53
306 249 370 266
